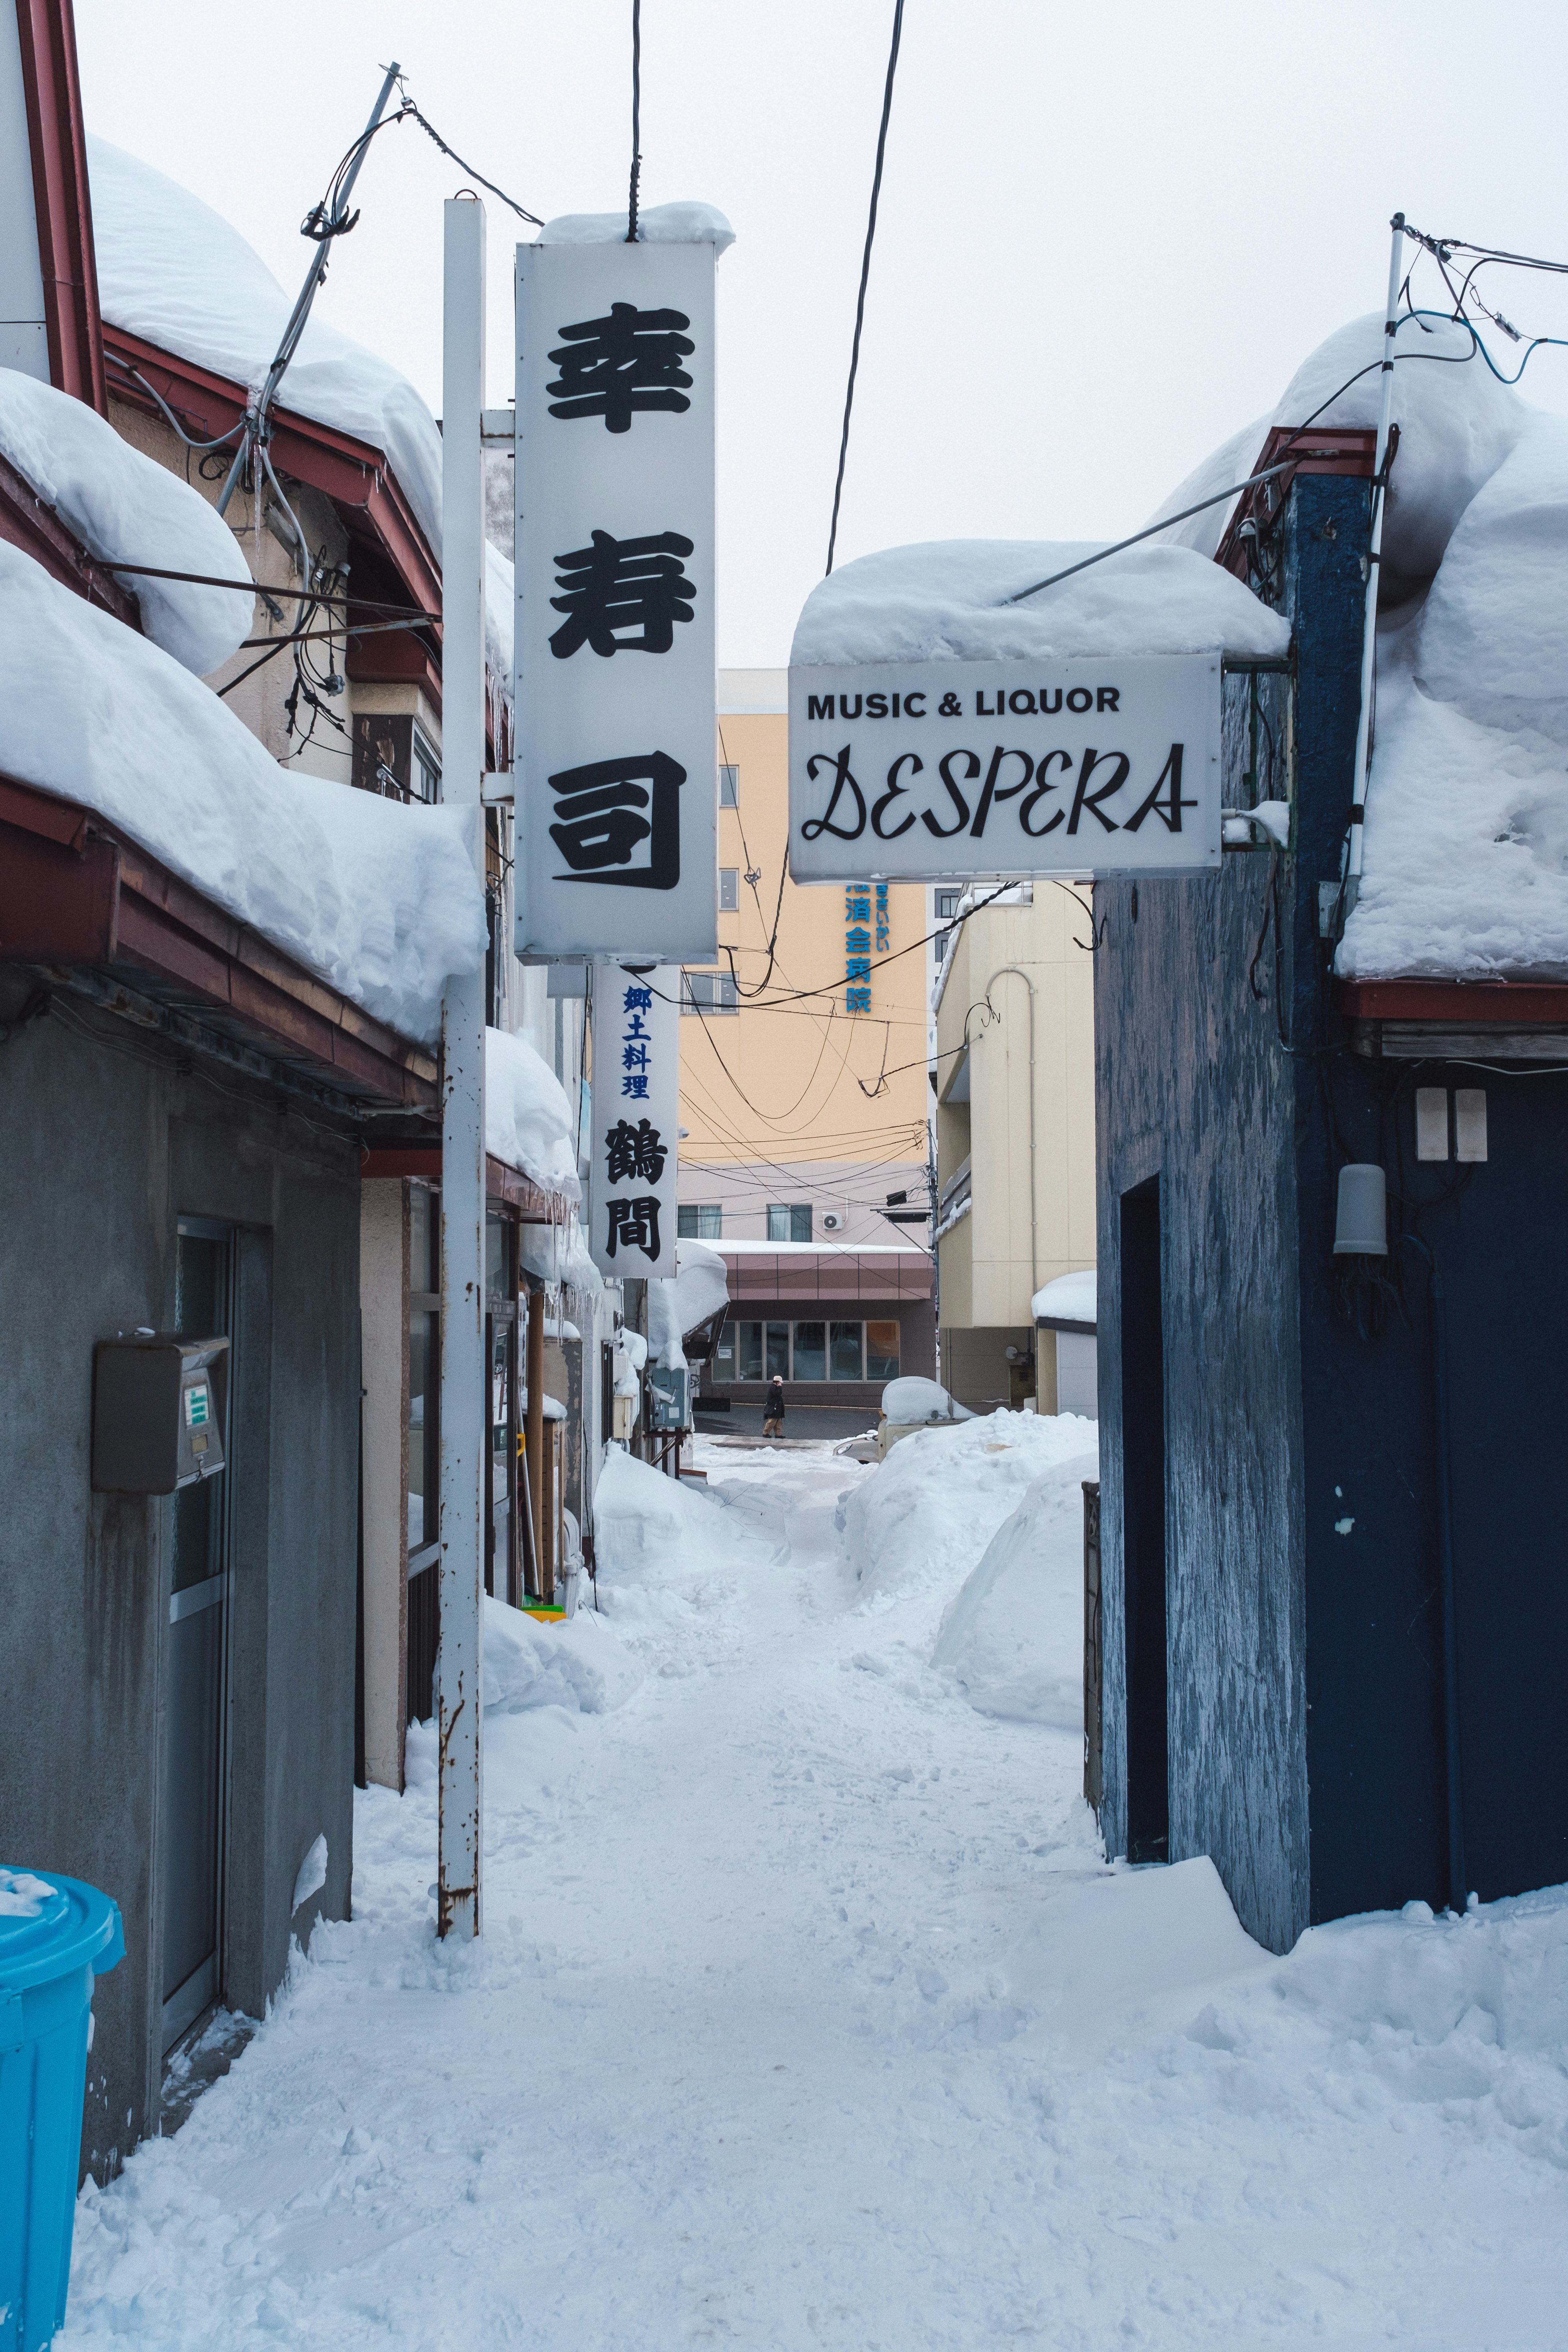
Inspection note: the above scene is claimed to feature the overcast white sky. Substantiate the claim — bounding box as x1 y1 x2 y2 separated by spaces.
76 0 1568 666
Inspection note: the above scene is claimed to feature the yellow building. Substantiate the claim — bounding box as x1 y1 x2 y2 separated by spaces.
933 884 1097 1413
681 672 936 1412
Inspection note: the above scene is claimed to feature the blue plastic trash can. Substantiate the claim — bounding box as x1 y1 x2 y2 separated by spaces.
0 1870 124 2352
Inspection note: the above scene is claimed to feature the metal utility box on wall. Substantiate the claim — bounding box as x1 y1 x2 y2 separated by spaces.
91 1335 230 1493
648 1366 690 1432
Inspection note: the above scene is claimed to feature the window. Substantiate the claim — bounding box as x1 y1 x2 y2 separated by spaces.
767 1203 812 1242
678 1204 723 1239
719 867 739 912
933 887 962 964
719 764 739 808
683 970 739 1013
412 728 441 804
723 1319 898 1384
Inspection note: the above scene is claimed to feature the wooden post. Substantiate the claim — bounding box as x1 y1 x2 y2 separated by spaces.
541 1417 556 1604
526 1276 544 1595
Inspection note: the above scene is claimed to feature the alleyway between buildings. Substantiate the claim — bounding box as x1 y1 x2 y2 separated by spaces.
63 1429 1568 2350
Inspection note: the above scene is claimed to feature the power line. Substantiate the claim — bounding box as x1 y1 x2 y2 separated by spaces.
825 0 905 576
627 0 643 243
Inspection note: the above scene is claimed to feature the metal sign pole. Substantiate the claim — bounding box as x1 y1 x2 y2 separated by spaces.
437 195 488 1941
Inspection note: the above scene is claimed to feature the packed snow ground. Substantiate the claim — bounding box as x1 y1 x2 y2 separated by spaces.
63 1421 1568 2348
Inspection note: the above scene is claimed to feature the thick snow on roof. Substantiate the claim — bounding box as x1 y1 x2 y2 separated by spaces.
791 538 1290 668
0 539 485 1040
1032 1269 1097 1326
89 138 444 555
519 1211 603 1296
485 1028 581 1204
647 1238 731 1367
540 201 734 252
0 366 252 674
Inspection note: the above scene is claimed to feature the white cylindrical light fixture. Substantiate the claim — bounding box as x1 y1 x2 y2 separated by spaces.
1334 1163 1388 1257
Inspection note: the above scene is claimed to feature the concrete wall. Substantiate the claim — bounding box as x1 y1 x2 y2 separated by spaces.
0 984 361 2175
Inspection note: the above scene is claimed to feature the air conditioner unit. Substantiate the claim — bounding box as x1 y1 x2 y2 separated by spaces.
822 1212 843 1231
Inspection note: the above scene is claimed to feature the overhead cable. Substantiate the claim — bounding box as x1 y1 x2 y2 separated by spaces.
824 0 906 576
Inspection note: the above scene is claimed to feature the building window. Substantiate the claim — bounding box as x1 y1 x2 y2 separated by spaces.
682 969 739 1013
720 764 739 808
412 727 441 804
934 887 963 964
678 1204 723 1238
719 867 739 912
724 1318 898 1384
767 1203 812 1242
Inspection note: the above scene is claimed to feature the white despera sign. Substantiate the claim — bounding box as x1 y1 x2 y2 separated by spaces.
788 657 1222 882
515 239 718 960
590 964 681 1280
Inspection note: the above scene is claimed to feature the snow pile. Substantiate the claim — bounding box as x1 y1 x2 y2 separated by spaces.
0 540 485 1041
483 1593 641 1715
791 537 1290 667
0 1868 55 1917
485 1028 580 1203
840 1408 1089 1606
932 1437 1098 1726
646 1279 686 1370
541 201 735 253
1031 1268 1097 1325
0 367 252 673
592 1445 768 1586
881 1374 971 1424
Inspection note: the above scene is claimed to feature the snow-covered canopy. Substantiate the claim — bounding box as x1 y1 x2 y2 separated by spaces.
1032 1270 1097 1327
485 1028 580 1205
0 368 252 674
540 201 734 253
791 538 1290 668
0 538 485 1041
646 1238 730 1369
519 1210 603 1297
1154 310 1568 982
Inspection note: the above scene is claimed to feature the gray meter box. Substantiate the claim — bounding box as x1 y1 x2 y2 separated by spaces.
92 1334 230 1493
647 1365 690 1432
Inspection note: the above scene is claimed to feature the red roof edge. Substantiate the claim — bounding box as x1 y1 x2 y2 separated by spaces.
15 0 105 413
1336 978 1568 1023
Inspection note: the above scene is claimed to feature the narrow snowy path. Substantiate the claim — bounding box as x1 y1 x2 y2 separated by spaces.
64 1437 1568 2350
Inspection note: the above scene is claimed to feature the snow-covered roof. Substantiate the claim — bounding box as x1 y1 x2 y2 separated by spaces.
1032 1270 1097 1327
0 367 252 674
791 538 1290 668
0 537 484 1042
540 202 734 253
485 1028 580 1205
717 1238 927 1257
519 1211 604 1297
1155 310 1568 982
647 1239 731 1368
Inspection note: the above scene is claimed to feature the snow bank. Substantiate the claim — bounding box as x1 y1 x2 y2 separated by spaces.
841 1408 1091 1607
791 537 1290 668
1031 1269 1096 1325
932 1440 1098 1726
541 201 734 253
483 1593 641 1715
0 540 485 1041
0 367 252 673
485 1028 580 1203
592 1445 758 1584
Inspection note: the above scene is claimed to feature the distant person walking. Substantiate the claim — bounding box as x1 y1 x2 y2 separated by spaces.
762 1376 786 1439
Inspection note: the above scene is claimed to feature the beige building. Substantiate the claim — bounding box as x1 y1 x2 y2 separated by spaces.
681 672 937 1411
932 882 1097 1414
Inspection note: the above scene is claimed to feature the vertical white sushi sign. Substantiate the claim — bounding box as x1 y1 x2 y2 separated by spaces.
514 225 724 962
589 964 681 1281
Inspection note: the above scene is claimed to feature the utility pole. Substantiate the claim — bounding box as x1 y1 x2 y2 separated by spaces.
437 195 488 1940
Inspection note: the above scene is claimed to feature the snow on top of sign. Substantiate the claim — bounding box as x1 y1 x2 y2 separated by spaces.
539 201 734 253
485 1028 581 1204
0 538 485 1042
1031 1270 1097 1326
0 367 253 675
791 538 1290 668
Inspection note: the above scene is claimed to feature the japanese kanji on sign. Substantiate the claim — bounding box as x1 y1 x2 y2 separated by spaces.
589 964 682 1280
514 234 722 961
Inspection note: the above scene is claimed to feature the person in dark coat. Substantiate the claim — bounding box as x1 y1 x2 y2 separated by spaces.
762 1375 786 1438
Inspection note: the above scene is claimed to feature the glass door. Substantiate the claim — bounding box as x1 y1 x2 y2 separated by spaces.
161 1218 234 2051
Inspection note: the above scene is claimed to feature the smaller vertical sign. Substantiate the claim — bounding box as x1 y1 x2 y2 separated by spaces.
590 964 681 1280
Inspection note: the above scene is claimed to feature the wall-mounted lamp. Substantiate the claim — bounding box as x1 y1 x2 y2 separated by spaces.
1333 1164 1388 1257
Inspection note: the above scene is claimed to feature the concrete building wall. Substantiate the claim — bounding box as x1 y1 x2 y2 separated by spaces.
0 984 361 2176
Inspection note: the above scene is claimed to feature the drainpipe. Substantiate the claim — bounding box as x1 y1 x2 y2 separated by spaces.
988 966 1038 1303
526 1276 546 1595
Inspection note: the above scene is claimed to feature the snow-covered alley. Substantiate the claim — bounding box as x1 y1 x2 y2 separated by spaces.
62 1422 1568 2350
